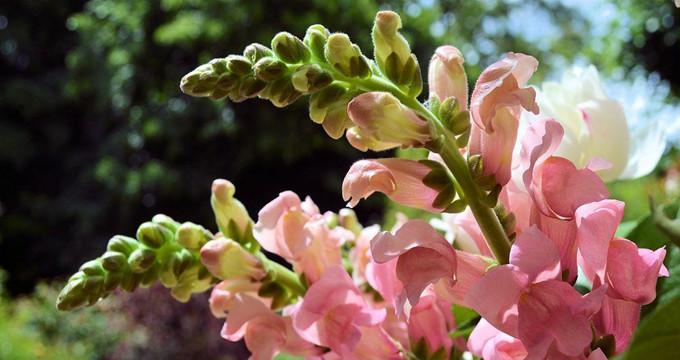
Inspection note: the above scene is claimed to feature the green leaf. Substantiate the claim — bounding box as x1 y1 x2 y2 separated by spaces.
621 296 680 360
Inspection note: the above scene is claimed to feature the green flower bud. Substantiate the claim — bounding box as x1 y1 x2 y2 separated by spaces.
120 272 142 292
216 72 239 92
238 75 267 97
152 214 180 233
253 57 288 82
211 179 253 241
263 77 302 108
338 208 362 236
137 222 173 249
372 11 411 74
140 263 159 287
101 251 127 272
291 64 333 93
107 235 138 256
200 238 266 281
172 248 195 278
243 43 273 63
103 272 122 292
158 262 178 288
271 32 310 64
226 55 252 76
56 276 88 311
128 248 156 273
309 86 352 139
209 58 229 74
304 24 330 60
79 260 104 276
438 97 470 135
176 222 212 251
324 33 371 78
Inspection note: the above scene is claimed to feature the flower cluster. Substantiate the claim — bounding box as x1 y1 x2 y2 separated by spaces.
57 11 669 360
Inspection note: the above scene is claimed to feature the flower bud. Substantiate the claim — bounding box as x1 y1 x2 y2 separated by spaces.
211 179 253 242
176 222 212 251
438 97 470 135
56 275 88 310
171 248 195 278
304 24 330 60
253 57 288 82
271 32 310 64
79 259 104 276
347 92 430 149
136 222 173 249
226 55 253 76
260 77 302 108
345 126 398 152
209 58 229 74
338 208 363 236
101 251 127 272
200 238 266 281
180 64 218 97
324 33 371 78
372 11 411 70
428 45 468 106
152 214 180 233
309 85 353 138
238 75 267 97
291 64 333 93
106 235 138 256
243 43 273 63
128 248 156 273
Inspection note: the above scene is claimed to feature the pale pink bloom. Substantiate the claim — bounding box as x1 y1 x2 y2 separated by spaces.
292 266 387 355
605 238 668 304
469 52 539 185
365 255 403 308
209 278 269 318
434 210 493 257
345 126 401 152
314 326 402 360
342 158 441 212
217 293 320 359
349 224 381 284
347 92 430 151
432 250 491 307
574 199 625 285
468 319 527 360
253 191 344 283
408 291 455 357
371 220 457 311
200 238 266 281
428 45 468 107
592 295 641 354
466 226 606 359
588 349 608 360
519 119 609 219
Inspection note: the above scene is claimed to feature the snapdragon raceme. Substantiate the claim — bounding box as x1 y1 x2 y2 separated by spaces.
57 11 669 360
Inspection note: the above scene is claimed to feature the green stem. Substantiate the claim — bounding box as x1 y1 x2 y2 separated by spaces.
329 67 512 263
263 257 307 295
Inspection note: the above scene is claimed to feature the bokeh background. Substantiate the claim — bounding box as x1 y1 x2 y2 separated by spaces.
1 0 679 359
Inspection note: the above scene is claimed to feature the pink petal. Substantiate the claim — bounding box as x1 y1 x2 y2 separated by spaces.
593 295 640 354
532 212 579 282
605 238 667 304
518 281 593 359
588 349 608 360
540 157 609 218
428 45 468 108
342 158 440 211
365 257 403 307
468 319 528 360
466 265 528 336
220 293 273 341
509 226 562 283
575 199 625 284
433 250 490 306
408 294 454 354
469 109 520 185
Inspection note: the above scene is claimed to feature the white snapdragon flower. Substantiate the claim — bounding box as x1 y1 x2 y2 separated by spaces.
528 66 667 182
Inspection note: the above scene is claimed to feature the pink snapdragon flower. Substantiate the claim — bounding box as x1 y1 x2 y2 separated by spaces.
466 226 606 359
214 292 320 359
428 45 468 107
342 158 441 212
371 220 457 311
253 191 349 283
408 290 456 357
291 266 394 356
468 319 527 360
468 53 540 186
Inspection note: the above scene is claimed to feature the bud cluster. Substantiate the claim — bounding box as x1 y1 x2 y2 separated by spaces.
56 214 215 310
467 154 502 207
420 159 467 212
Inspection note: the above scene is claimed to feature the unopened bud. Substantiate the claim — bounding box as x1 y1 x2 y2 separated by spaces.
56 276 88 310
439 97 470 135
128 248 156 273
338 208 362 235
176 222 212 250
137 222 173 249
226 55 252 76
271 32 310 64
209 58 229 74
172 248 195 278
216 72 239 92
101 251 128 272
253 57 288 82
291 64 333 93
262 77 302 108
211 179 252 241
324 33 371 78
372 11 411 68
243 43 273 63
346 92 430 148
200 238 266 281
428 45 468 106
152 214 180 233
345 126 398 152
79 260 104 276
106 235 138 256
238 75 267 97
304 24 330 60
